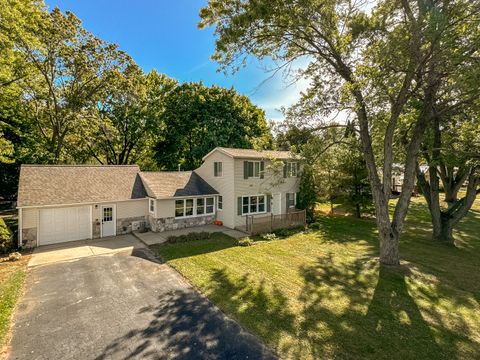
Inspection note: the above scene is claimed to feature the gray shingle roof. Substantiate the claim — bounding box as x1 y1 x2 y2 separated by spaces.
17 165 146 207
139 171 218 198
204 147 297 160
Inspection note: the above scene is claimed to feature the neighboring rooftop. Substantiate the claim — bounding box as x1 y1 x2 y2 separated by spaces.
17 165 146 207
139 171 218 198
203 147 298 161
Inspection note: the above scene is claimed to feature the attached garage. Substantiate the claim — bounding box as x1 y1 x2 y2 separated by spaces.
38 206 91 246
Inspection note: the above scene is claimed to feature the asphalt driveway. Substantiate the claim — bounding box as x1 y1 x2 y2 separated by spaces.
7 247 276 360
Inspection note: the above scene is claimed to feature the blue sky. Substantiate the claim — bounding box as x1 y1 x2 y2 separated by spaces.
44 0 309 121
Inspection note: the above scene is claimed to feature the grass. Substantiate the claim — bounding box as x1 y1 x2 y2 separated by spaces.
152 197 480 360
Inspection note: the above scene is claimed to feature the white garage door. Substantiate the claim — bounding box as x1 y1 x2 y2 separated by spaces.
39 206 91 245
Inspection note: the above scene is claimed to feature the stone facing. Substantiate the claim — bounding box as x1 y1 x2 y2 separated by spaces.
116 216 146 235
148 214 215 232
22 227 37 248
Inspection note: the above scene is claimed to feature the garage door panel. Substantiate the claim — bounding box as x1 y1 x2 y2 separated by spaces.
39 206 91 245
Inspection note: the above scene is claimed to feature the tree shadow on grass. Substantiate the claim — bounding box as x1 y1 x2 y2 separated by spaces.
298 254 478 359
95 286 278 360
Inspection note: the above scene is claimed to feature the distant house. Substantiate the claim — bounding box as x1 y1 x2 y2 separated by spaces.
17 147 301 248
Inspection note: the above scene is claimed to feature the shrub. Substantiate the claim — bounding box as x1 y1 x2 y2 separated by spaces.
261 233 277 241
166 231 212 244
309 222 322 230
238 237 253 247
0 218 13 254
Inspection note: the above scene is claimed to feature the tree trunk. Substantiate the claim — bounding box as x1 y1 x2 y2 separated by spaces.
432 215 455 245
355 203 361 219
378 222 400 265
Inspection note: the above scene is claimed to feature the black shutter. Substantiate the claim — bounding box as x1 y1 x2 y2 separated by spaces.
260 161 265 179
267 194 272 212
283 161 287 178
214 162 218 177
286 193 290 212
237 197 243 215
244 161 249 179
296 192 300 207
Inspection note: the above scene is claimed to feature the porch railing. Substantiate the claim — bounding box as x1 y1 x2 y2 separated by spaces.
245 209 306 235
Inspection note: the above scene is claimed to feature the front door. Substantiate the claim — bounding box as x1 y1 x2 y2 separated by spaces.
101 205 115 237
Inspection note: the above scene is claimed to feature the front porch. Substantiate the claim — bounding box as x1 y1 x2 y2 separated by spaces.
133 224 248 245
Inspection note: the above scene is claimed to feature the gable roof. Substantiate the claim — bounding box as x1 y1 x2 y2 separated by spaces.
202 147 297 161
17 165 146 207
139 171 218 198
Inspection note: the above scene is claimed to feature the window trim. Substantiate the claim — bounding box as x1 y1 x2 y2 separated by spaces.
214 161 223 177
287 192 297 209
217 195 223 211
287 162 298 177
241 194 267 215
247 161 261 178
175 197 216 219
149 198 155 214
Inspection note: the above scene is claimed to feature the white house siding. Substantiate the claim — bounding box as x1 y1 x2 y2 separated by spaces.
233 159 300 228
195 151 235 228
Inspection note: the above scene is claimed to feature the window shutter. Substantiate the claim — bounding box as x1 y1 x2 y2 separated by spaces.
237 197 243 215
296 192 300 207
267 194 272 212
286 193 290 212
283 162 287 178
297 163 301 177
260 161 265 179
214 162 218 177
244 161 249 179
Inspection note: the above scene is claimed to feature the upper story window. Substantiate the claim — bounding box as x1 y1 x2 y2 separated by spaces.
214 162 223 177
149 199 155 213
286 192 297 209
244 161 264 179
285 162 299 177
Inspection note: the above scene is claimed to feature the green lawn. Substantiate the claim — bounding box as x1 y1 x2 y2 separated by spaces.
151 198 480 360
0 270 26 350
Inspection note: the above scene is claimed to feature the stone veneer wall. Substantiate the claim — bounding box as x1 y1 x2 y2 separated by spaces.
116 216 146 235
148 214 215 232
22 228 37 248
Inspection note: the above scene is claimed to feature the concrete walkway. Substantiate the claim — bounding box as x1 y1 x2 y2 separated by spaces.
28 234 146 267
133 225 247 245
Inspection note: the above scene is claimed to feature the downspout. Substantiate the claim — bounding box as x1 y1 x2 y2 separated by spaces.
18 207 22 248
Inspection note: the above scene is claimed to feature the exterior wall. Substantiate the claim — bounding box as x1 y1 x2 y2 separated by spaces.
116 199 148 235
149 198 216 232
21 208 38 248
233 158 300 228
195 151 235 228
148 214 215 232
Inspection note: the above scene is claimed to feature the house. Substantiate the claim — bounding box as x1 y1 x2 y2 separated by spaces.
17 147 301 248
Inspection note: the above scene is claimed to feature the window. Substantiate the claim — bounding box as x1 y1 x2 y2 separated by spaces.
287 192 296 208
214 162 223 177
149 199 155 213
185 199 194 216
287 162 299 177
197 198 205 215
175 200 185 217
103 207 113 222
175 197 215 218
206 197 214 214
218 195 223 210
247 161 261 177
242 195 266 215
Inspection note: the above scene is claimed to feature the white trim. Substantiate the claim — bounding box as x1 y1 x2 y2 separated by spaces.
89 205 93 240
217 195 223 211
100 204 116 238
240 194 267 216
214 161 224 178
174 197 215 219
149 198 155 214
18 208 22 247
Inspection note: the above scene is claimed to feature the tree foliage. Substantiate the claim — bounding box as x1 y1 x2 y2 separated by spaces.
154 82 272 170
200 0 480 264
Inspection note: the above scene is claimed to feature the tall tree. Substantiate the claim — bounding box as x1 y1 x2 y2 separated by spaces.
199 0 477 265
15 8 129 162
154 82 272 170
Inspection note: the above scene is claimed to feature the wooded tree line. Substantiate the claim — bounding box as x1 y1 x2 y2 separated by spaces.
201 0 480 264
0 0 272 198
